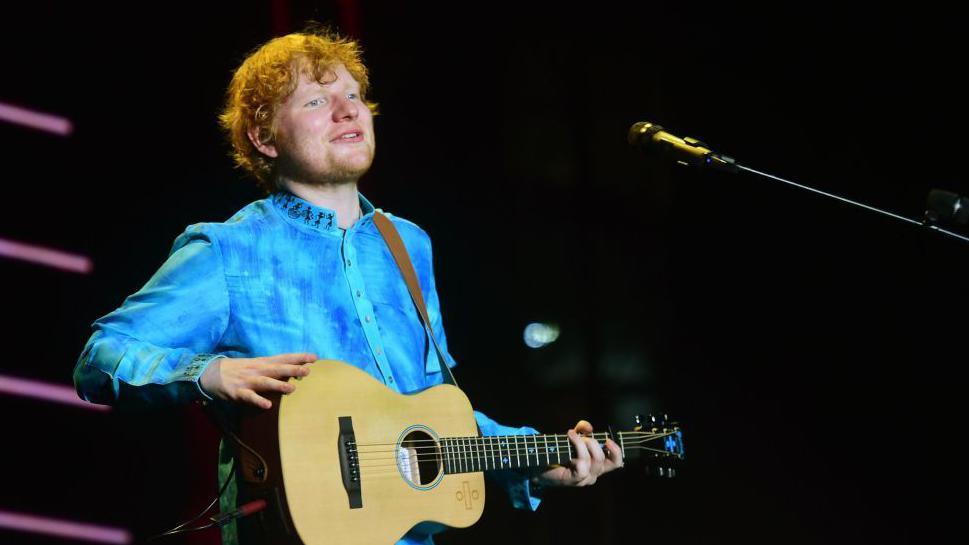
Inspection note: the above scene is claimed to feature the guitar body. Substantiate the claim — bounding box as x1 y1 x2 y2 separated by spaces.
237 360 485 545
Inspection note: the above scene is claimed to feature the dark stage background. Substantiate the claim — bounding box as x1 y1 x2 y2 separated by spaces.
1 2 965 544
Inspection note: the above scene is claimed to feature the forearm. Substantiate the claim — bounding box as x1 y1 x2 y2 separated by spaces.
74 326 224 407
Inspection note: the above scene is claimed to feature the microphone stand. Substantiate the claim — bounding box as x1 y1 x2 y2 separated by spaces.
732 164 969 244
628 122 969 245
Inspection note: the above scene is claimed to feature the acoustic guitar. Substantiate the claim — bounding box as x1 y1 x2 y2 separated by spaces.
234 359 683 545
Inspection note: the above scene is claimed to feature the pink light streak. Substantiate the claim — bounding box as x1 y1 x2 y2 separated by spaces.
0 101 73 136
0 237 93 274
0 510 131 544
0 374 109 412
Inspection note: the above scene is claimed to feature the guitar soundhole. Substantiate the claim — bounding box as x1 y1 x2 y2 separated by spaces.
398 430 442 486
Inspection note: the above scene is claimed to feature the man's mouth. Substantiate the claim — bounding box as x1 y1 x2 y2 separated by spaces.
332 131 363 143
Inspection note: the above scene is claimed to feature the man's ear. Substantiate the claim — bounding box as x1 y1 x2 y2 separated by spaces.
246 124 278 158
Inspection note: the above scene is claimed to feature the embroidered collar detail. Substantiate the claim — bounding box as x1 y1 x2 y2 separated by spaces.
271 191 376 233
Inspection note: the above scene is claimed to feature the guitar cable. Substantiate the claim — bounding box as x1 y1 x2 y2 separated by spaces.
146 400 270 541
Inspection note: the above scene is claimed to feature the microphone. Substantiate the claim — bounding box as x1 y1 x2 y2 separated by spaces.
924 189 969 226
628 121 738 173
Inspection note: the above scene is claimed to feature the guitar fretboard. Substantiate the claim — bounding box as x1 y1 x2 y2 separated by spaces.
440 433 611 474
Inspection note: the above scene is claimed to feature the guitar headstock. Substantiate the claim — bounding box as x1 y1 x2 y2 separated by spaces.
614 413 684 478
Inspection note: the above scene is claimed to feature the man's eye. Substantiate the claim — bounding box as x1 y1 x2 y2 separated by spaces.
306 98 326 107
347 93 358 100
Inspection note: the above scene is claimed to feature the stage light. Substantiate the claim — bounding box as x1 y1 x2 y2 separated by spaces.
0 510 131 544
0 102 73 136
523 322 560 349
0 374 109 412
0 237 93 273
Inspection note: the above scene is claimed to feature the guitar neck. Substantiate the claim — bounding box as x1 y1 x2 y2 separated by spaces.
440 432 615 475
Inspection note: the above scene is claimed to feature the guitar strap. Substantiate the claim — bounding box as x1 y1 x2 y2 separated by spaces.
372 211 460 388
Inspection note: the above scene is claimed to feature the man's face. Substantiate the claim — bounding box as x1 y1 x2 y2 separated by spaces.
269 63 375 185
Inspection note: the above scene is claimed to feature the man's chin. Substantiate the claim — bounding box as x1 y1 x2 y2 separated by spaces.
293 163 373 186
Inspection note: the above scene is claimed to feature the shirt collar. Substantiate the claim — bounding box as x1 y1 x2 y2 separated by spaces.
271 190 376 234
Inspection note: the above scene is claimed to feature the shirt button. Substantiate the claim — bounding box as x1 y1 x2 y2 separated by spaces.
376 347 383 355
356 290 362 298
346 259 352 267
364 315 371 323
387 376 394 383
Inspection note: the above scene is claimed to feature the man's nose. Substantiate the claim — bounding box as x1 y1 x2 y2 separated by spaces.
332 96 359 121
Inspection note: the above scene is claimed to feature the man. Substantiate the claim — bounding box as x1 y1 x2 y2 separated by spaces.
74 27 622 545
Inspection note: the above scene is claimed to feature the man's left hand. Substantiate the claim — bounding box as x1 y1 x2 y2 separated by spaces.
534 420 623 487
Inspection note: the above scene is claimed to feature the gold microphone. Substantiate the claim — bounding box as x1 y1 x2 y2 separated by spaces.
628 121 737 173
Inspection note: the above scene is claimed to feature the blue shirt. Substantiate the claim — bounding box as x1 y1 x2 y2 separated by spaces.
74 191 541 545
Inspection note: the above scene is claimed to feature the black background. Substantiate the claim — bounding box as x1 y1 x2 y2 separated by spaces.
1 2 965 544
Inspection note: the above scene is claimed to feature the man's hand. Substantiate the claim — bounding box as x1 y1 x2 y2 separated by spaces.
534 420 623 487
199 352 317 409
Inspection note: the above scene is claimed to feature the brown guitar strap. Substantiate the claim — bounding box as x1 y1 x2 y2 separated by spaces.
372 211 460 388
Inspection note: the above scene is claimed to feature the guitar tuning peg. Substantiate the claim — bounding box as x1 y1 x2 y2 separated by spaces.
633 414 644 431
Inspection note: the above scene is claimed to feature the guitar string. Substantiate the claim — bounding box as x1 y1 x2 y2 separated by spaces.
355 446 674 467
352 432 616 448
355 432 671 449
354 445 678 469
352 431 673 449
353 433 675 455
351 434 677 466
354 446 676 475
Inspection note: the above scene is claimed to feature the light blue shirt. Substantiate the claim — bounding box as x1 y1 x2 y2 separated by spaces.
74 191 541 545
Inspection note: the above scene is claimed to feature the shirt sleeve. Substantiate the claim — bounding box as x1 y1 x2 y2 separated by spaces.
73 225 231 408
420 231 542 511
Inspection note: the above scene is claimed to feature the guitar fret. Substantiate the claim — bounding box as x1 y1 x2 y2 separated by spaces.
458 437 463 473
513 435 520 467
452 438 457 473
471 437 481 471
483 437 488 471
492 437 497 470
494 436 500 469
458 437 464 473
452 438 458 473
487 437 493 470
543 435 550 465
453 438 458 473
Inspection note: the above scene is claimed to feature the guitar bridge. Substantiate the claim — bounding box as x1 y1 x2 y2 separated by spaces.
337 416 362 509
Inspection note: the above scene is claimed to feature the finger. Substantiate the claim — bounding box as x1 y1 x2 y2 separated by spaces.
267 352 319 365
251 375 296 395
585 436 606 464
568 429 592 483
264 363 312 379
568 429 591 463
604 438 624 468
573 420 594 435
239 388 272 410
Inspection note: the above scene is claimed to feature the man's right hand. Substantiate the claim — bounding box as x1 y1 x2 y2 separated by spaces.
199 352 318 409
